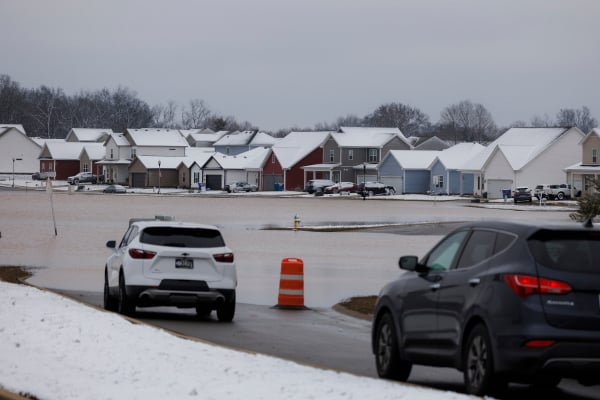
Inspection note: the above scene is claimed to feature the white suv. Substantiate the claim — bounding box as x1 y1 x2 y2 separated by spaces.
104 217 237 321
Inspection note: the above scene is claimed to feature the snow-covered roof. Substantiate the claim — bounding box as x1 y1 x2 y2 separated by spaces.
179 147 215 168
0 124 25 134
414 136 450 151
106 132 130 147
250 132 278 147
187 132 226 145
334 127 411 148
30 138 65 146
134 156 184 169
579 127 600 145
213 131 254 146
127 129 189 147
385 150 440 169
434 143 486 169
66 128 113 142
79 143 106 160
460 127 577 171
40 142 86 160
272 131 331 169
210 147 271 170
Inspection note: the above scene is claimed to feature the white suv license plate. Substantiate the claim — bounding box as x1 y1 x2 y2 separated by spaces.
175 258 193 269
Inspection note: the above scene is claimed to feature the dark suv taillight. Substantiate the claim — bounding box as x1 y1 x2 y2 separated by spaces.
504 274 572 298
213 253 234 263
128 248 156 259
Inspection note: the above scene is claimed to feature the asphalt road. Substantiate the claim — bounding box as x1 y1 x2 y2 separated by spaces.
59 290 599 400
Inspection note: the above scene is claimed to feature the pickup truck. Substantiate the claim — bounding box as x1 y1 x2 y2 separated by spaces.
533 184 578 200
67 172 98 185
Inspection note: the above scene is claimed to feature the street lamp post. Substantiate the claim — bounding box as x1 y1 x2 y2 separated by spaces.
12 157 23 188
158 160 161 194
362 162 367 201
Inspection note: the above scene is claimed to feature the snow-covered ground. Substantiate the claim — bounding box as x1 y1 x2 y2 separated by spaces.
0 281 479 400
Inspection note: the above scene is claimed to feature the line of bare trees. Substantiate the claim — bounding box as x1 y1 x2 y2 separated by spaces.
1 74 597 141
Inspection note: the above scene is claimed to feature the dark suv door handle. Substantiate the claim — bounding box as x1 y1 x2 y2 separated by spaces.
430 283 441 291
468 278 481 287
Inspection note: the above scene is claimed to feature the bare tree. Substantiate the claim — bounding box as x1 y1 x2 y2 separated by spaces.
26 86 67 138
556 106 598 133
151 100 179 128
530 113 554 127
181 99 211 129
0 74 27 124
439 100 496 143
364 103 430 136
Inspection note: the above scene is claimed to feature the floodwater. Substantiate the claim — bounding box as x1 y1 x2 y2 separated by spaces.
0 190 573 307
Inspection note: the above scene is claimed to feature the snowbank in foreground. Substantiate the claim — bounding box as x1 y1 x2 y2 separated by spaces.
0 282 476 400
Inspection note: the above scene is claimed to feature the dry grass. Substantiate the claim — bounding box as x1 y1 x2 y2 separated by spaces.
336 295 377 317
0 266 31 283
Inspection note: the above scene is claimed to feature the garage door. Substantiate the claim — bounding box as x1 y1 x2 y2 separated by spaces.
486 179 513 199
131 173 146 188
381 177 403 194
205 174 222 190
264 174 283 191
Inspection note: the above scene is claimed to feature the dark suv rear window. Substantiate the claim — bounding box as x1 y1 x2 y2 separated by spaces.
528 230 600 273
141 227 225 248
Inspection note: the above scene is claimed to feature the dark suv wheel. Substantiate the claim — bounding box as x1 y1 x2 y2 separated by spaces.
463 324 506 396
374 313 412 381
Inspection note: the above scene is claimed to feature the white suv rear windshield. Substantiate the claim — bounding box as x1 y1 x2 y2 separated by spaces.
140 227 225 248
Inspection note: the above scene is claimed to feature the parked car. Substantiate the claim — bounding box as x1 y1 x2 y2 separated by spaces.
304 179 335 194
104 217 237 321
534 184 579 200
512 186 532 203
371 220 600 395
225 182 258 193
324 182 358 194
67 172 98 185
103 184 127 194
31 172 49 181
358 181 396 196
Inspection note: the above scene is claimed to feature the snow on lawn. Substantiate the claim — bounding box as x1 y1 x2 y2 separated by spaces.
0 282 479 400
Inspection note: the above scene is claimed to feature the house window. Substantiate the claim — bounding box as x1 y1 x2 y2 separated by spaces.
329 149 335 162
82 164 89 173
110 148 114 159
193 172 200 184
368 148 378 163
593 148 597 164
434 175 444 188
131 148 137 159
348 149 353 160
272 154 276 164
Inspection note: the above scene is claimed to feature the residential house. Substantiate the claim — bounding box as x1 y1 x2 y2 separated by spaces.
565 128 600 195
213 131 277 155
428 143 485 195
65 128 112 143
305 127 412 183
460 127 585 199
202 147 272 190
38 142 87 180
0 126 41 174
184 128 226 147
97 132 132 185
124 128 189 158
128 156 181 189
414 136 451 151
78 143 106 177
177 147 214 189
379 150 440 194
265 131 331 191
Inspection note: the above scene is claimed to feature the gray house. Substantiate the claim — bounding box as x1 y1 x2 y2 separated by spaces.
379 150 439 193
428 143 485 194
304 127 412 183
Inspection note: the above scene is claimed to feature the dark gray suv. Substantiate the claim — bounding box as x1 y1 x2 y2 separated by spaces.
372 221 600 395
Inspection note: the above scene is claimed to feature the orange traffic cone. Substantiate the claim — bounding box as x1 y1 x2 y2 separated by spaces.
275 258 307 309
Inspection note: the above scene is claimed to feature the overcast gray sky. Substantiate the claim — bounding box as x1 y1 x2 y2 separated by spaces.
2 0 599 131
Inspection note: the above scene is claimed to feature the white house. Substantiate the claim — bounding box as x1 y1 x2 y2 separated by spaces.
0 126 42 174
460 127 585 198
97 133 132 184
124 128 189 158
203 147 272 190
